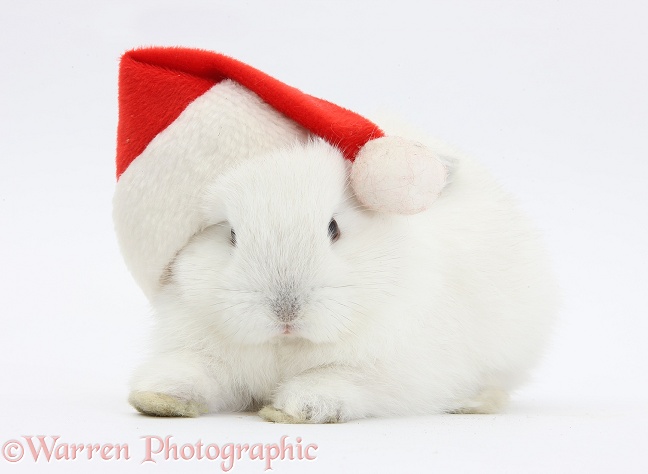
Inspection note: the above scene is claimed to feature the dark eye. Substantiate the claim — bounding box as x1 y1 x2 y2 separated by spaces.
328 218 340 243
230 228 236 246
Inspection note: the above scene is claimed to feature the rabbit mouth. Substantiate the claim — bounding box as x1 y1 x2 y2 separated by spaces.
278 322 308 338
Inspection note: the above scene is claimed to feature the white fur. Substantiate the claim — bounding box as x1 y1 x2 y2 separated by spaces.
129 134 558 422
113 80 307 299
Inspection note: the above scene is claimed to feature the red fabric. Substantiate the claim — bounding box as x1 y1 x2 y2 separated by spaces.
116 49 218 178
116 47 384 178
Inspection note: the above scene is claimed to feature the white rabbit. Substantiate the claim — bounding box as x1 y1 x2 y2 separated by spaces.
128 129 558 423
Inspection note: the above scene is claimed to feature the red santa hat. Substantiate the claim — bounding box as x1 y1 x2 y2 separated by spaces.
113 47 448 299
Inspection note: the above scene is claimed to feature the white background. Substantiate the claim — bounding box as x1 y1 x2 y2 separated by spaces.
1 0 646 472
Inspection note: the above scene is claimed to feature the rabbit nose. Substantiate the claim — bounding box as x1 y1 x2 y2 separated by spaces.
271 291 301 323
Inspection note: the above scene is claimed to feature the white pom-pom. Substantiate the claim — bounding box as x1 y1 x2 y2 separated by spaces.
350 136 448 215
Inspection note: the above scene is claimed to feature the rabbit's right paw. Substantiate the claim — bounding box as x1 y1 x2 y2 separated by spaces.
128 391 207 418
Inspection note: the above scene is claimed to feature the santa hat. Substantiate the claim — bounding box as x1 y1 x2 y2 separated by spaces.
114 47 448 299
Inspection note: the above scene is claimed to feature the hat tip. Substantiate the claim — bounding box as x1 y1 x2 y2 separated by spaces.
350 136 448 215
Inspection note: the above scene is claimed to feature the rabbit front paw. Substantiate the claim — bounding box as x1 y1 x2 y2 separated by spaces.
259 375 352 424
129 391 207 418
258 396 344 424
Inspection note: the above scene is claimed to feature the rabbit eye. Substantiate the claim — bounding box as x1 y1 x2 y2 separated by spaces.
328 218 340 243
230 228 236 246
